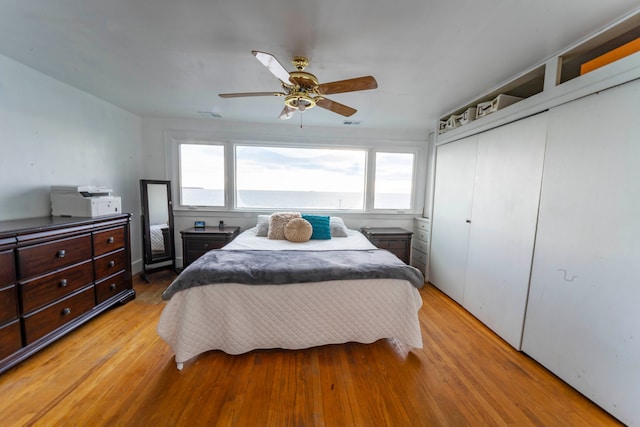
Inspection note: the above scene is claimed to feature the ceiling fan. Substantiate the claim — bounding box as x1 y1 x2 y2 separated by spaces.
219 51 378 120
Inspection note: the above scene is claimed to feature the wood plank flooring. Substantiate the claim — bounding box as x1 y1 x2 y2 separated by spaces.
0 272 622 426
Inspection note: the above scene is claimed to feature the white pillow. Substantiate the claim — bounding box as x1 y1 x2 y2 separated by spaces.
330 216 349 237
268 212 301 240
255 215 270 237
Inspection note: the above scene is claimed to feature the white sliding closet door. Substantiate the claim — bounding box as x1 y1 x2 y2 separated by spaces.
522 80 640 426
462 113 547 349
429 135 478 304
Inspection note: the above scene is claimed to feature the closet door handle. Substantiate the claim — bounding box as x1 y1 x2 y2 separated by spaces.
465 219 471 223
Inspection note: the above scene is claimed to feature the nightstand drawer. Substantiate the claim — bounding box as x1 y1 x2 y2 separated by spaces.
185 239 228 252
373 239 407 250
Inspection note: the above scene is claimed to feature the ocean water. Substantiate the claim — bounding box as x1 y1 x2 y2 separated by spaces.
181 188 410 210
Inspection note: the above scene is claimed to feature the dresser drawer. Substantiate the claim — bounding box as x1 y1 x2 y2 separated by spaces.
20 260 94 313
0 284 18 324
0 319 22 360
0 250 16 287
415 219 430 232
93 226 126 257
411 247 428 267
415 229 429 244
23 286 95 345
95 271 129 304
94 249 127 281
413 239 429 254
18 234 92 279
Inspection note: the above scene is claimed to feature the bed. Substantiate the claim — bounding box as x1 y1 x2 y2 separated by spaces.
157 219 424 370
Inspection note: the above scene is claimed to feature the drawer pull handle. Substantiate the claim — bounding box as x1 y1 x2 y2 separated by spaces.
107 237 115 243
59 279 68 288
108 260 116 268
203 243 209 248
57 249 66 258
61 308 71 316
109 283 117 290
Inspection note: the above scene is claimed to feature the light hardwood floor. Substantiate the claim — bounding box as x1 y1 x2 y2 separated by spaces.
0 272 622 426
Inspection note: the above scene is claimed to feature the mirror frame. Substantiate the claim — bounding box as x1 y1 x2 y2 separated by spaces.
140 179 176 281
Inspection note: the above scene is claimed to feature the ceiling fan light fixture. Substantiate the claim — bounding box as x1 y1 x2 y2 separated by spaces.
284 92 316 112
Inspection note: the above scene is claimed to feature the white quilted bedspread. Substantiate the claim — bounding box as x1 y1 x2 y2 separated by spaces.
157 278 423 364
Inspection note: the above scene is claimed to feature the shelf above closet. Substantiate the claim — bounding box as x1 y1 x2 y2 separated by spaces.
436 9 640 145
558 13 640 84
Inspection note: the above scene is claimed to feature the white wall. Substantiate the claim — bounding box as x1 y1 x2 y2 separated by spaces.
0 53 144 268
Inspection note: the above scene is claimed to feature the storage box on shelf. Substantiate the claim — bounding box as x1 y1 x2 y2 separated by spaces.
437 65 545 136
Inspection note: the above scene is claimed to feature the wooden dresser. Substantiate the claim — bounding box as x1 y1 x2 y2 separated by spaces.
0 214 135 374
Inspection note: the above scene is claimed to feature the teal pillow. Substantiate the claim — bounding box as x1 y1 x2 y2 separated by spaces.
301 214 331 240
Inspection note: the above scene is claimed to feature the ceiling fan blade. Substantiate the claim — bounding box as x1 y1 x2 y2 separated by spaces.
252 51 292 85
278 105 296 120
316 98 357 117
219 92 284 98
316 76 378 95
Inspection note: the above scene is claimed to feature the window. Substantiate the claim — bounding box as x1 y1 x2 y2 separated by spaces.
171 135 424 213
236 146 366 209
373 152 414 210
179 143 225 206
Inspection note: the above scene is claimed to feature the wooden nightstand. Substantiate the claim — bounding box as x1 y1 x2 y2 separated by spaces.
181 226 240 268
360 227 413 264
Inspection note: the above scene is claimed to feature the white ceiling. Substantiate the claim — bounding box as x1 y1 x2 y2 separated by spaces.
1 1 638 133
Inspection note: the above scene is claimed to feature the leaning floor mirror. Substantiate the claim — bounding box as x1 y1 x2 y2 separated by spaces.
140 179 176 282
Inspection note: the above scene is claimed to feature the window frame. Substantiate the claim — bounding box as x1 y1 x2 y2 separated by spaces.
167 132 425 214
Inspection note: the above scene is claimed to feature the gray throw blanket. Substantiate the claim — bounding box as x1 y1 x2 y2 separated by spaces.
163 249 424 300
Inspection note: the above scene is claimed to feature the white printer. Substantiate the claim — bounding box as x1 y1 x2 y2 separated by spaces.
51 185 122 217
